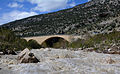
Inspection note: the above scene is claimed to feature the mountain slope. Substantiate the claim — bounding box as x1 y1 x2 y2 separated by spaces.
1 0 120 37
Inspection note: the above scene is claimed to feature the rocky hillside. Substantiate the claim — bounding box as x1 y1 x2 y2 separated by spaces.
1 0 120 37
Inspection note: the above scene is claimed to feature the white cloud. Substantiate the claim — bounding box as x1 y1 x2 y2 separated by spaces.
28 0 74 12
8 2 23 8
0 11 38 25
88 0 91 2
69 2 76 7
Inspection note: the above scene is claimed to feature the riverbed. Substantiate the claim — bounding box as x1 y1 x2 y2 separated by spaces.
0 48 120 74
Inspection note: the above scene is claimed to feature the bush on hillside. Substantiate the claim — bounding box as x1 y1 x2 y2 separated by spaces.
0 28 41 52
68 31 120 50
27 39 42 49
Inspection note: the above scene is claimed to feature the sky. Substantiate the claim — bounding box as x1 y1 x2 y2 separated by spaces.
0 0 90 25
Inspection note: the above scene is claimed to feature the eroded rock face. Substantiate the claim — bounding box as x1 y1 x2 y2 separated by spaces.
18 48 39 63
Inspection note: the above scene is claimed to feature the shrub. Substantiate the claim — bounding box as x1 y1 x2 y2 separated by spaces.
68 39 85 48
27 39 42 49
68 31 120 51
0 28 41 51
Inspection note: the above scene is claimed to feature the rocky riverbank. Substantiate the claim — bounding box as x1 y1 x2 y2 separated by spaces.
0 48 120 74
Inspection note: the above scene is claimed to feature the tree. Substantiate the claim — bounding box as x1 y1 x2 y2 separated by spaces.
27 39 42 49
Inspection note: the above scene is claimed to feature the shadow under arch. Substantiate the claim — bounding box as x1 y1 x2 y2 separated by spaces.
41 37 69 48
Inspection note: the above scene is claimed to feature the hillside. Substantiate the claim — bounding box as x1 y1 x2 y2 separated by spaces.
0 0 120 37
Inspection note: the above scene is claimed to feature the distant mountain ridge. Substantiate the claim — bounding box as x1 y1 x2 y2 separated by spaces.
1 0 120 37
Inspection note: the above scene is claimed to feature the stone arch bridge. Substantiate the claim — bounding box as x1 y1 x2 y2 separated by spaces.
24 35 83 45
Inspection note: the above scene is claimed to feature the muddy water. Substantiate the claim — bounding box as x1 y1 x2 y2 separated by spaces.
0 48 120 74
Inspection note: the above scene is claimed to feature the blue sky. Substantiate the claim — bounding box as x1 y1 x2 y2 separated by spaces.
0 0 90 25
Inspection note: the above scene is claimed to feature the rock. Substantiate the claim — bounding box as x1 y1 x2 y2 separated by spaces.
103 49 108 54
1 48 120 73
103 46 120 54
84 48 94 52
8 60 14 65
17 48 30 60
2 49 16 55
108 51 120 54
0 52 3 55
2 49 8 54
20 53 40 63
7 50 17 55
18 48 39 63
106 57 115 64
95 49 102 53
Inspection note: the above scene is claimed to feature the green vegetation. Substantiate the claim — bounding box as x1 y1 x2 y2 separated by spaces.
68 31 120 51
52 39 69 48
68 39 85 48
0 28 41 52
0 28 119 53
27 39 42 49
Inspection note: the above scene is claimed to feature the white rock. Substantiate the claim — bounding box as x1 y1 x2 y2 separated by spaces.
1 48 120 74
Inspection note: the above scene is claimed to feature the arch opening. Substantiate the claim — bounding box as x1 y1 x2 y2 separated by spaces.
41 37 69 48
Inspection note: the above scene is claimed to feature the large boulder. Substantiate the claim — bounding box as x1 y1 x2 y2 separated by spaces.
0 52 3 55
20 53 40 63
18 48 40 63
17 48 30 60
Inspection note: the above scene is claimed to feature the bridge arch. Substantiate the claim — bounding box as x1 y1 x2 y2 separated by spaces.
42 36 70 42
41 36 69 48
